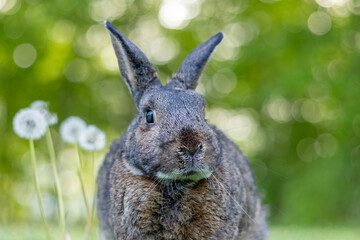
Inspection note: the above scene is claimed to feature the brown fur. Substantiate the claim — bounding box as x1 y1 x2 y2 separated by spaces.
109 147 229 240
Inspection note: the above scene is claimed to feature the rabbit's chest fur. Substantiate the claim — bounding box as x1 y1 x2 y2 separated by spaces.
108 153 240 240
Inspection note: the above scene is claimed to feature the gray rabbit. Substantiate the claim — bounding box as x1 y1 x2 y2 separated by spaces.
97 21 268 240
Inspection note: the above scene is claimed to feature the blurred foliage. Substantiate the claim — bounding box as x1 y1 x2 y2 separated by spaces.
1 0 360 232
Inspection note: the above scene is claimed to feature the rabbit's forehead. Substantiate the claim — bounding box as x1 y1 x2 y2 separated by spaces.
141 90 205 111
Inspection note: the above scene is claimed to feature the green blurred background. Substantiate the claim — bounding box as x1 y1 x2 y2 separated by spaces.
1 0 360 239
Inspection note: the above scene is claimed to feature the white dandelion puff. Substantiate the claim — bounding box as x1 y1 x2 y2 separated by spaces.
47 113 58 125
79 125 106 151
60 116 87 144
30 100 58 126
13 108 48 140
30 100 49 110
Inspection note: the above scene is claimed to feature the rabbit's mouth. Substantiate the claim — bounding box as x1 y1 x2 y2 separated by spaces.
155 168 212 186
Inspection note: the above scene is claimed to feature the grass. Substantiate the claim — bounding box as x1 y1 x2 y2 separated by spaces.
270 226 360 240
1 225 360 239
0 225 97 240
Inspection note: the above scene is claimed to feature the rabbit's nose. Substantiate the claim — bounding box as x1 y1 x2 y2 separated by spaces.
179 145 203 158
179 127 203 151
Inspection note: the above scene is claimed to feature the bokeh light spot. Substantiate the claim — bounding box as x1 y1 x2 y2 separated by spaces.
212 69 237 94
12 182 33 207
31 193 55 218
301 99 323 123
159 0 201 29
60 170 79 196
49 20 76 44
328 59 345 80
86 24 109 49
37 163 55 189
265 96 292 123
13 43 37 68
349 0 360 15
74 34 95 58
297 138 317 162
64 59 90 83
315 0 348 8
214 42 240 61
129 17 162 53
224 21 258 47
101 44 118 71
308 11 332 35
315 133 338 158
0 0 18 13
89 0 126 22
207 108 258 142
149 37 178 64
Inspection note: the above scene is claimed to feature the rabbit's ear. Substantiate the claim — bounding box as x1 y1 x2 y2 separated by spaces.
105 21 162 106
168 32 224 90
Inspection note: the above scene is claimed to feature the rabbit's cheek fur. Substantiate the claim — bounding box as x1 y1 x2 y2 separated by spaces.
123 127 161 177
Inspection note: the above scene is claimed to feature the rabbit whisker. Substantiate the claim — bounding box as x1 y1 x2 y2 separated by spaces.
203 168 218 191
174 174 179 191
166 184 172 198
159 185 172 229
139 178 160 202
170 179 175 195
250 161 288 179
134 178 162 214
147 178 162 196
145 178 159 195
212 174 255 223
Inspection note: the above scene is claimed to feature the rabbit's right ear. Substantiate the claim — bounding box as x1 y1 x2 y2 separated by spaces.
167 32 223 90
104 21 162 107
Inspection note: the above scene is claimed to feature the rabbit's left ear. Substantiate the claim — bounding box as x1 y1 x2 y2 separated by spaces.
105 21 162 107
168 32 224 90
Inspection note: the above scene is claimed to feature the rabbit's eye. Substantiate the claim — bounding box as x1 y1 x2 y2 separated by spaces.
146 110 154 123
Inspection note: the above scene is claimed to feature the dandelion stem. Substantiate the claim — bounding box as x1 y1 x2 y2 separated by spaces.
76 144 90 219
83 152 97 240
29 139 51 240
45 128 66 239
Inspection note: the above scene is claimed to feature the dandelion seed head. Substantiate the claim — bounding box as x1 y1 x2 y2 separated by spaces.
79 125 106 151
47 113 58 125
30 100 50 110
60 116 87 144
30 100 58 126
13 108 48 140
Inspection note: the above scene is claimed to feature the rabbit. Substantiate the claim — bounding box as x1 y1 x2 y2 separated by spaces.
97 20 268 240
